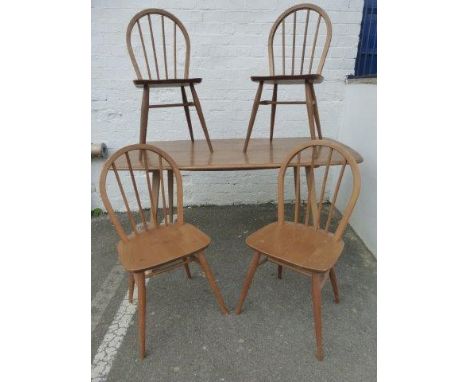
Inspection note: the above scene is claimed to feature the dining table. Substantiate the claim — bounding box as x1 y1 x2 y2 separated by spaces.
114 137 363 222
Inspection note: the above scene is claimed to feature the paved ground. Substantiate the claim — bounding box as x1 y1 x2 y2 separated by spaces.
92 204 376 382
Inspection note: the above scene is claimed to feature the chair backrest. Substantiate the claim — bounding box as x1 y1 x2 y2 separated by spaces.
126 9 191 80
268 3 332 76
99 144 184 242
277 140 360 241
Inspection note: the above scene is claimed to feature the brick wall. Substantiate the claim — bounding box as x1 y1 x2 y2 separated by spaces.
91 0 364 209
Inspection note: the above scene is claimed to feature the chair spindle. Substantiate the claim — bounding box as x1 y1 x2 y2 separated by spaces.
161 15 168 79
137 20 151 79
125 152 148 230
325 161 346 231
308 15 321 74
300 10 310 75
147 15 160 80
112 163 138 233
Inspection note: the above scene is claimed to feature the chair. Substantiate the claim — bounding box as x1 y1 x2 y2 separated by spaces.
243 4 332 152
127 9 214 152
99 144 228 359
235 140 361 360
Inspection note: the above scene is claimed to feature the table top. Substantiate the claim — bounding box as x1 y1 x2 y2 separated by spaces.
115 137 363 171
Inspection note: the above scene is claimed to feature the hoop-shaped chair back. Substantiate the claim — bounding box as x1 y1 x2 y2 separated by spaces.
100 144 184 242
268 3 332 76
126 9 191 80
277 140 360 241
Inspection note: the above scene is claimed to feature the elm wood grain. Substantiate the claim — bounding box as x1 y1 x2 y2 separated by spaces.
117 223 210 272
134 78 202 87
244 4 332 151
113 138 363 172
127 9 212 151
100 144 228 359
251 74 323 85
245 223 344 272
235 140 361 360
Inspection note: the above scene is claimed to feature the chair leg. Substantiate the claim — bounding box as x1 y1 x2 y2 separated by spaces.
311 272 324 361
135 272 146 359
243 81 264 152
235 252 262 314
277 265 283 279
304 81 317 140
189 83 213 153
310 83 322 139
138 84 150 161
197 251 229 315
139 84 150 145
183 258 192 279
181 86 194 141
269 84 278 141
128 272 135 303
329 267 339 303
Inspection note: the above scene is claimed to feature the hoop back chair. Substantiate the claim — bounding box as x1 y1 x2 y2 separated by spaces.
235 140 361 360
100 144 228 359
243 4 332 152
127 9 213 152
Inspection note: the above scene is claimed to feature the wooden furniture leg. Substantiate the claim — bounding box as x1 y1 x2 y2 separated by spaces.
293 165 301 222
181 86 194 141
128 272 135 303
197 251 229 315
310 83 322 139
167 169 174 223
183 258 192 279
329 267 339 303
311 272 324 361
135 272 146 359
235 252 262 314
270 84 278 141
277 265 283 279
189 83 213 153
304 80 317 140
243 81 264 152
139 84 150 145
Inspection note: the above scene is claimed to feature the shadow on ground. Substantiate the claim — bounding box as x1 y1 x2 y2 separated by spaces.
92 204 376 382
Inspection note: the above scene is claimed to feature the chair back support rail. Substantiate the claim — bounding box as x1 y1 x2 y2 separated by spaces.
268 3 332 76
277 140 361 241
99 144 183 242
127 9 191 80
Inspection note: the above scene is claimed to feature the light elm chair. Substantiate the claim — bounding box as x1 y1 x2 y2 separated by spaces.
243 4 332 152
100 144 228 359
236 140 361 360
127 9 213 152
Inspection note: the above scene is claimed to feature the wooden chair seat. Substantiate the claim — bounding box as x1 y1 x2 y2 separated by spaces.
251 74 323 85
118 223 210 272
246 222 343 272
133 78 202 88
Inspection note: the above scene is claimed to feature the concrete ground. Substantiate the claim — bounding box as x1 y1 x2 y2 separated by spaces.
92 204 376 382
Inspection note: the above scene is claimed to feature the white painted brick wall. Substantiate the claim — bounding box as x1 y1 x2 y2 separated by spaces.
91 0 364 210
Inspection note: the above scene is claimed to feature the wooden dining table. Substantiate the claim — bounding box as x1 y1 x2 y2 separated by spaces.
114 137 363 221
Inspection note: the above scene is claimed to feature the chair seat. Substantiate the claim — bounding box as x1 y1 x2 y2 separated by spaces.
246 222 344 272
133 78 202 88
251 74 323 85
117 223 210 272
